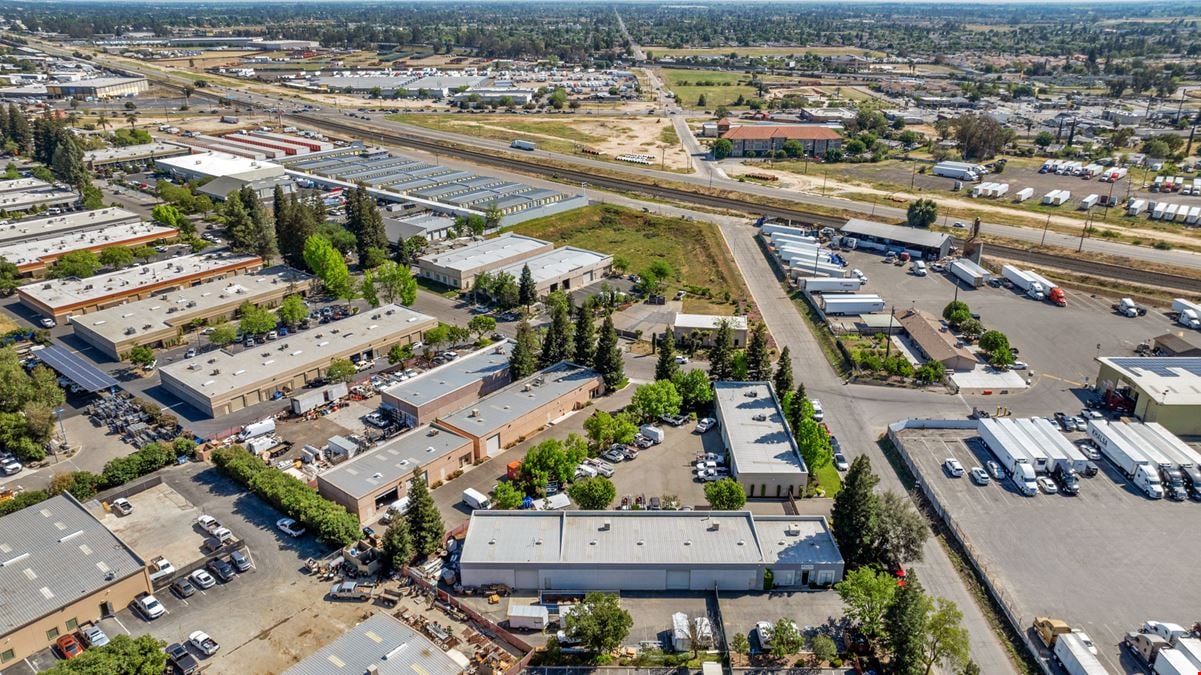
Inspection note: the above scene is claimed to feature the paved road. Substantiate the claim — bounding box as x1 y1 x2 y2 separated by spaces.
614 11 645 62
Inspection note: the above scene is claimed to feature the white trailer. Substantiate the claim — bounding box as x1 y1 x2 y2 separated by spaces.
1165 203 1181 221
1052 190 1070 205
1030 417 1090 473
1126 199 1147 216
970 183 989 198
1087 420 1164 498
1001 265 1045 300
1042 189 1061 205
671 612 691 652
760 223 809 238
998 418 1051 473
1177 204 1191 223
949 259 989 288
994 183 1009 198
978 418 1038 495
819 294 885 315
789 260 847 278
1024 270 1060 296
1172 637 1201 669
1188 207 1201 225
1079 194 1099 210
1014 187 1034 203
1153 649 1197 675
1053 632 1110 675
1152 201 1168 220
507 605 549 630
802 277 864 293
777 246 831 265
1171 299 1201 329
770 232 817 248
933 161 984 181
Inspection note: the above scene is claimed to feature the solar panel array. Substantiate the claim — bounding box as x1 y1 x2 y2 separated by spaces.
1108 357 1201 377
36 345 120 392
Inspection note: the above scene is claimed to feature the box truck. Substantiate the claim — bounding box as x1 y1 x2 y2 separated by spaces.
1170 299 1201 329
1001 265 1045 300
1087 420 1164 498
507 605 549 630
462 487 492 510
949 259 989 288
1053 631 1108 675
977 419 1038 496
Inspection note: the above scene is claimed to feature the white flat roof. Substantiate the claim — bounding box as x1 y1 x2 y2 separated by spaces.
0 178 50 193
71 266 312 344
715 381 807 476
155 151 282 178
0 207 141 246
0 222 175 268
496 246 611 285
0 185 77 210
19 251 261 310
318 425 472 499
418 233 549 274
673 313 748 331
83 142 189 163
159 304 435 399
383 341 513 408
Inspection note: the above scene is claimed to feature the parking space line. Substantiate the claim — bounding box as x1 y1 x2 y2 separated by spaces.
243 546 257 569
113 617 131 635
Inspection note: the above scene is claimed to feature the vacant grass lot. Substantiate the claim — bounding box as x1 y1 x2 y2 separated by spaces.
648 46 883 58
509 204 749 314
389 114 603 155
660 68 758 108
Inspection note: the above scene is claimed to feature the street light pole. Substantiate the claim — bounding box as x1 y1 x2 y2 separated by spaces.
53 407 67 462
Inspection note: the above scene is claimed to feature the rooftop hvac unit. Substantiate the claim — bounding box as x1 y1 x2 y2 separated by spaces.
710 522 721 531
601 520 611 531
785 523 801 536
745 391 758 397
753 414 767 421
470 409 480 417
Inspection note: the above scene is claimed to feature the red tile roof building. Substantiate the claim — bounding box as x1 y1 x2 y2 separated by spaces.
720 124 843 157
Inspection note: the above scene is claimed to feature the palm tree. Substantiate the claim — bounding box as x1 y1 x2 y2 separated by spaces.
125 113 138 129
66 111 81 127
95 111 109 131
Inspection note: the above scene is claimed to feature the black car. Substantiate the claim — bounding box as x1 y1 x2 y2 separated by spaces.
228 549 251 573
167 643 199 675
207 558 235 583
170 577 197 598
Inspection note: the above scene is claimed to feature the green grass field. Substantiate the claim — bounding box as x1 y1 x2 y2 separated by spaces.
508 204 749 314
815 463 842 498
649 46 883 58
660 68 758 108
388 114 604 155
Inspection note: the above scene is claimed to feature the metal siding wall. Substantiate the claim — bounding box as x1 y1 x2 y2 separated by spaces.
542 568 668 591
460 565 515 589
688 568 758 591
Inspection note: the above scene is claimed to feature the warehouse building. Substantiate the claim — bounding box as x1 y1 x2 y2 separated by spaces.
0 221 176 276
0 207 139 247
495 246 613 297
671 313 748 348
18 251 263 322
160 304 435 417
438 362 603 458
284 612 466 675
1149 333 1201 358
384 212 456 242
71 266 313 360
713 381 809 498
83 141 189 169
459 511 843 591
897 308 977 371
0 494 151 665
720 125 843 158
1095 357 1201 435
840 218 953 260
155 151 293 202
0 182 80 213
317 425 475 522
380 341 513 426
47 76 148 99
416 234 553 290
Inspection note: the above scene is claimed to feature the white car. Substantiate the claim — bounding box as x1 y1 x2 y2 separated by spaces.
276 517 306 537
969 467 990 485
809 399 824 421
189 568 217 589
943 458 965 477
134 594 165 620
1 460 22 476
1011 361 1028 371
674 355 689 365
833 452 849 471
694 417 716 433
1037 476 1058 494
39 317 55 329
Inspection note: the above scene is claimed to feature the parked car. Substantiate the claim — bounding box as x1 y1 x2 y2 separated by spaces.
39 317 55 328
694 417 716 433
171 576 197 598
80 625 109 648
1037 476 1058 494
660 413 689 427
207 558 235 582
184 348 197 359
674 355 689 364
276 517 305 537
986 460 1004 479
55 634 85 659
166 643 199 675
229 549 252 572
134 593 165 620
601 448 626 463
189 631 220 657
833 452 850 471
1 460 22 476
943 458 965 477
969 467 990 485
189 569 216 590
111 498 133 516
632 435 654 449
364 412 390 428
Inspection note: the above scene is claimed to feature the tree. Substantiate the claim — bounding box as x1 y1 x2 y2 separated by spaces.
568 476 617 509
405 467 445 557
362 260 417 307
572 301 596 365
831 455 880 569
50 249 100 278
746 321 771 380
510 319 539 380
713 138 733 160
208 323 237 347
151 203 190 234
704 478 746 510
492 272 520 310
957 318 984 340
518 264 537 310
655 330 679 382
131 245 157 264
388 343 413 365
303 234 354 300
770 617 804 659
51 134 88 193
381 518 414 571
593 314 624 390
539 293 573 367
1034 131 1054 148
697 93 707 107
915 360 947 383
345 184 387 265
708 320 735 380
921 598 971 675
492 481 525 510
873 490 928 568
672 368 713 411
950 113 1014 160
522 437 587 490
885 574 932 675
325 358 357 383
238 301 277 336
941 300 969 321
1142 138 1170 159
730 633 750 657
468 315 497 341
811 634 838 665
0 257 18 296
42 634 167 675
276 192 319 269
278 294 308 327
977 330 1009 354
907 199 938 228
564 592 633 653
99 246 135 269
128 345 156 368
836 566 897 642
773 347 794 394
583 410 637 450
224 187 277 259
628 380 682 421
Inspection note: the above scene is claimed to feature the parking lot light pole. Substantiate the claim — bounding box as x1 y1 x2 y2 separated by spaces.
53 407 67 461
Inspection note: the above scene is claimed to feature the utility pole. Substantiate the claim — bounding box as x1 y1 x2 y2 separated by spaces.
1040 214 1051 247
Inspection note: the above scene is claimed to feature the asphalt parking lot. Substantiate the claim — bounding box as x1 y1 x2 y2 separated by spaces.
718 589 846 653
897 427 1201 674
607 419 719 509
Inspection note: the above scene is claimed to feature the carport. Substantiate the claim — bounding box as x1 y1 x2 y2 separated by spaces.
34 344 120 393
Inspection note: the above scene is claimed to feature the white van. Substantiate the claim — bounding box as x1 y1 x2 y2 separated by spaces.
810 399 824 421
912 261 928 276
462 487 491 510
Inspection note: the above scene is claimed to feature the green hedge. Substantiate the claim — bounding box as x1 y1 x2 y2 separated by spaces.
212 446 359 546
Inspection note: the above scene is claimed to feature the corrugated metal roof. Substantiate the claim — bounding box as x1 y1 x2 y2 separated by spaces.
284 612 464 675
841 218 951 250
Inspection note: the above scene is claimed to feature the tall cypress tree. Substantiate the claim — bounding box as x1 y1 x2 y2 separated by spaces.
572 300 595 365
404 467 445 558
746 321 771 381
518 264 537 310
885 573 931 675
655 330 678 382
8 103 31 155
831 455 880 569
594 313 624 390
774 346 794 395
539 295 573 367
510 319 539 379
346 184 386 265
276 193 315 269
708 319 734 381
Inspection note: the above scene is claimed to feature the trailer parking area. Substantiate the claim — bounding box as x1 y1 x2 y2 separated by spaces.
895 426 1201 674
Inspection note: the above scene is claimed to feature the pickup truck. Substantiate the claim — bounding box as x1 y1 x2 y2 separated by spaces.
147 556 175 584
188 631 220 656
167 643 199 674
197 515 222 534
328 581 374 601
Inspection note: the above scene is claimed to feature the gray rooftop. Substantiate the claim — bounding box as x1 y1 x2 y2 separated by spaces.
159 304 435 400
0 207 140 246
0 221 174 269
51 76 145 89
841 218 951 249
0 185 78 211
496 247 612 285
382 341 513 409
439 362 600 438
284 612 464 675
418 234 550 274
70 266 312 344
0 178 51 194
714 381 807 476
0 494 146 634
83 141 189 164
753 516 844 566
318 425 472 499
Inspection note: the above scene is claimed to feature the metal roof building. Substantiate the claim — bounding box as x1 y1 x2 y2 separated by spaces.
416 234 553 290
380 341 513 426
840 218 953 260
0 494 151 664
0 208 139 246
1095 357 1201 434
284 612 465 675
0 221 176 275
459 511 842 591
713 381 809 498
494 246 613 296
83 141 190 167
